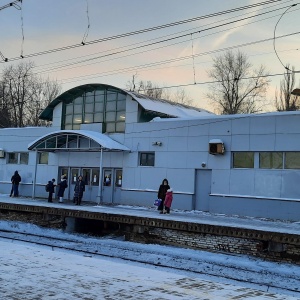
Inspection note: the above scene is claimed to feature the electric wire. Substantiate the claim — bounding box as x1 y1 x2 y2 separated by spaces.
58 31 300 85
32 3 297 75
0 0 288 62
0 0 22 12
81 0 90 45
273 3 299 72
20 0 24 58
32 0 296 72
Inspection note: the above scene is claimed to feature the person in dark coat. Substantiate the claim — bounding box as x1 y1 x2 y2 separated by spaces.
73 175 85 205
157 178 170 214
11 171 21 197
57 175 68 203
47 178 56 203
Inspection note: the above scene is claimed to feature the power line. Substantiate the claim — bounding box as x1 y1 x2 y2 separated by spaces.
32 0 295 72
33 3 297 76
58 32 300 85
0 0 287 62
0 0 22 12
273 3 299 72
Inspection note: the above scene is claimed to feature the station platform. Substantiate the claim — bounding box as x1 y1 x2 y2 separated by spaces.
0 193 300 264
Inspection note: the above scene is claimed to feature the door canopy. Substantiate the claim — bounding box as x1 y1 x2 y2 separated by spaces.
28 130 130 152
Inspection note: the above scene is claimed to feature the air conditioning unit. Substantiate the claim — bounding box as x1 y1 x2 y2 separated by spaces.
209 139 225 155
0 149 5 158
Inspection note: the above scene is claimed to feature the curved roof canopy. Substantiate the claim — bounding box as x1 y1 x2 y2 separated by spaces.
39 83 213 121
28 130 130 152
39 83 123 121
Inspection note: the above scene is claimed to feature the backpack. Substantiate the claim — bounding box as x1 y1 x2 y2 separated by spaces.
45 183 50 192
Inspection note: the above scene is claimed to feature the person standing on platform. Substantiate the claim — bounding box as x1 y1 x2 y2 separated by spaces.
163 188 173 214
57 175 68 203
73 175 85 206
47 178 56 203
157 178 170 214
11 170 21 197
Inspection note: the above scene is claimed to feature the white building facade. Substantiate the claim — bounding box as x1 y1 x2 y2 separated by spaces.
1 83 300 221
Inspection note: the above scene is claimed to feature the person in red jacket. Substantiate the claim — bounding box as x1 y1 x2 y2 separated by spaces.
163 188 173 214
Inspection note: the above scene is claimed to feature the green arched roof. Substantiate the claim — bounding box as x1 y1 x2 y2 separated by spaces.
39 83 127 121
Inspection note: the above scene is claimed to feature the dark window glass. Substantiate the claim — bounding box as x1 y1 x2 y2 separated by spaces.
285 152 300 169
259 152 283 169
139 152 155 166
233 152 254 168
8 153 18 164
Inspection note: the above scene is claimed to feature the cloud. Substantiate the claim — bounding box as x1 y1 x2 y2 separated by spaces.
212 0 259 49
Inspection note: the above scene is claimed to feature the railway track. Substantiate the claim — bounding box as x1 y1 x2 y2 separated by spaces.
0 228 299 295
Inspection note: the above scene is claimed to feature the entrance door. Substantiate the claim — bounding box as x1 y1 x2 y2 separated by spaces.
82 168 100 201
102 169 113 203
114 169 122 202
194 169 212 211
57 167 70 200
102 168 122 204
58 167 121 203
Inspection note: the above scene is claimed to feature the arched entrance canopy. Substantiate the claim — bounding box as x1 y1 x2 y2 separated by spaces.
28 130 130 203
28 130 130 152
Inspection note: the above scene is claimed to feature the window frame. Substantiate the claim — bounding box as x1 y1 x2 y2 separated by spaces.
139 152 155 167
7 152 29 165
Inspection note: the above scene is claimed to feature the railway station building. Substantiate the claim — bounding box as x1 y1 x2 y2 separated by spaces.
0 83 300 221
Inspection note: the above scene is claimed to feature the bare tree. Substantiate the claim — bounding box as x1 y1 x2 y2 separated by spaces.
126 75 193 105
173 88 193 106
1 62 61 127
206 50 269 114
275 65 299 111
0 81 12 128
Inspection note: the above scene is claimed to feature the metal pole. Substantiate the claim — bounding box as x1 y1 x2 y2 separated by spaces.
97 148 103 205
32 150 38 199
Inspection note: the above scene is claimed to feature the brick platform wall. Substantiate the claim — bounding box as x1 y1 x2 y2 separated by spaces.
126 227 300 265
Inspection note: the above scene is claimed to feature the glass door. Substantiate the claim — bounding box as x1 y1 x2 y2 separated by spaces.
82 168 100 202
101 168 122 204
114 169 122 202
102 169 113 203
57 167 70 200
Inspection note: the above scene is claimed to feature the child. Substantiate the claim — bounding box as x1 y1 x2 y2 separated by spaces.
47 178 56 203
163 188 173 214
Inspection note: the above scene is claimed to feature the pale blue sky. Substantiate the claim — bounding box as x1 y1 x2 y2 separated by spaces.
0 0 299 111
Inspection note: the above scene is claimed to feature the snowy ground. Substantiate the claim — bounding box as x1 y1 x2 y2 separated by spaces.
1 220 300 300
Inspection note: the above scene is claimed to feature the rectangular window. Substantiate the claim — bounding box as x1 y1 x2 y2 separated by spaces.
285 152 300 169
259 152 283 169
20 153 29 165
8 153 18 164
39 152 49 164
139 152 155 166
233 152 254 168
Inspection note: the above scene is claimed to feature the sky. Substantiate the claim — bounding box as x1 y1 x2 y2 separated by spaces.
1 219 300 299
0 0 299 112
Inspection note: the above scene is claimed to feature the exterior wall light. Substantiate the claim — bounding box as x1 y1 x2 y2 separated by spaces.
152 141 162 146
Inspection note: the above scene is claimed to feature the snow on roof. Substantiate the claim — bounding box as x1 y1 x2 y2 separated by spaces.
126 91 214 118
28 130 130 152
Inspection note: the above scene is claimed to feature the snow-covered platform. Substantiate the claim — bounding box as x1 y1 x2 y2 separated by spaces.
0 194 300 264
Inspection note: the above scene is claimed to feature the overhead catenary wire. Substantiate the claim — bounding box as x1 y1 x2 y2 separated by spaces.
273 3 299 72
32 3 297 75
0 0 288 62
31 0 296 72
20 0 25 58
0 0 22 12
58 31 300 85
81 0 90 45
